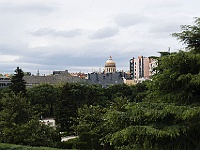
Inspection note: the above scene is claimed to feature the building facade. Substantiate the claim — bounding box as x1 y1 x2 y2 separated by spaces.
0 76 11 88
130 56 157 79
88 72 124 88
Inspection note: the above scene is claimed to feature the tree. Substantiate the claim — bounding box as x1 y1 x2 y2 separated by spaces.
148 50 200 104
103 102 200 150
27 83 57 117
55 83 78 132
75 105 106 135
55 82 107 132
74 105 107 150
0 92 60 146
130 82 149 103
9 67 26 95
105 84 132 102
172 17 200 53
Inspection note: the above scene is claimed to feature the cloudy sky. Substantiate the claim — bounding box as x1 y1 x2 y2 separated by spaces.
0 0 200 75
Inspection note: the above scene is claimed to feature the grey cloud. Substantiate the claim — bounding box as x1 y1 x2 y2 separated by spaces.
90 27 119 39
114 14 147 27
149 22 182 37
0 2 58 15
0 43 26 56
145 0 183 10
31 28 82 38
16 41 116 70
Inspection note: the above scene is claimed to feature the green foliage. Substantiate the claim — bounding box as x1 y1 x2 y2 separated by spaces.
149 51 200 104
55 82 107 132
103 102 200 149
172 17 200 53
79 132 101 150
27 83 57 117
55 83 79 132
0 93 33 125
158 51 171 57
0 93 60 147
9 67 26 95
110 97 129 111
74 105 106 135
106 84 132 101
130 82 149 102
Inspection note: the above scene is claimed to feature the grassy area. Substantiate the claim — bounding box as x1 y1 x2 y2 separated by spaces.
0 143 76 150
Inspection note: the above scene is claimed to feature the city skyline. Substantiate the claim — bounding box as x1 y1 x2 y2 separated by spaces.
1 0 200 74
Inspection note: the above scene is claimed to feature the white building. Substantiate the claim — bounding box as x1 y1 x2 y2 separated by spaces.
40 117 56 129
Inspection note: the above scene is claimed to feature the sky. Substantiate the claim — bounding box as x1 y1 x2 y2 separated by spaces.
0 0 200 75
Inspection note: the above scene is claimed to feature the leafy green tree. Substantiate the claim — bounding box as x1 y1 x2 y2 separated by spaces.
81 84 107 106
55 83 107 132
130 81 149 102
74 105 107 150
105 84 132 102
75 105 106 135
172 17 200 53
27 83 57 117
9 67 26 95
0 92 60 146
148 49 200 104
103 102 200 150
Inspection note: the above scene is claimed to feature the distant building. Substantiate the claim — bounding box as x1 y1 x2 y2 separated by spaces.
104 56 116 73
24 71 86 87
0 76 11 88
87 56 124 87
53 70 70 76
70 72 88 79
130 56 157 79
123 78 137 85
88 72 124 88
40 117 56 129
23 56 126 88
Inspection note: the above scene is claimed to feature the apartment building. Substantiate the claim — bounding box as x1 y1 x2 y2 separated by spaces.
130 56 157 79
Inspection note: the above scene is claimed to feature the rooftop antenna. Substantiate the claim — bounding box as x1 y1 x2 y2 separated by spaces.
37 70 40 76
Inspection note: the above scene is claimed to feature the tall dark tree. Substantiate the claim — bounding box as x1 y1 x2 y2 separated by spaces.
9 67 26 95
27 83 57 117
55 83 78 132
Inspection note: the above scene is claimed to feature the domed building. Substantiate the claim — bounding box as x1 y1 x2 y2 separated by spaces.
104 56 116 73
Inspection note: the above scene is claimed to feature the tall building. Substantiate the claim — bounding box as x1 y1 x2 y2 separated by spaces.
104 56 116 73
130 56 157 79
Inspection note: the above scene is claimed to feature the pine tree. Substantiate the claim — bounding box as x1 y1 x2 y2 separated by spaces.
9 67 26 95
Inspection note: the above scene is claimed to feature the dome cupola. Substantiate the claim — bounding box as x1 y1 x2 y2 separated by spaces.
104 56 116 73
105 56 116 67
